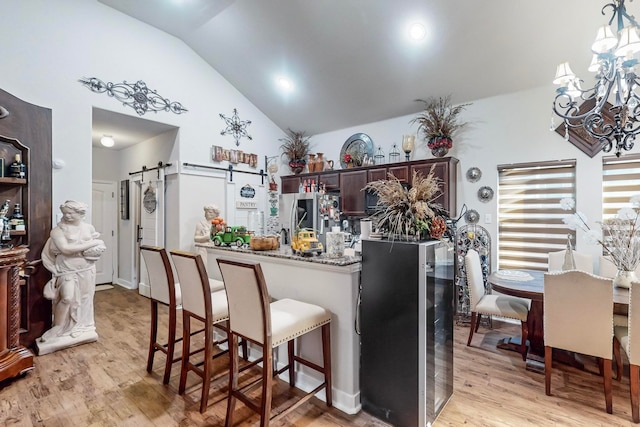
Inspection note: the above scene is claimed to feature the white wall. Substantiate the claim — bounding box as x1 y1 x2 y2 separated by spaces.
312 85 606 270
3 1 284 283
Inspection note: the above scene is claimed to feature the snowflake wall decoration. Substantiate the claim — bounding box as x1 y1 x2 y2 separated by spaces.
219 108 252 146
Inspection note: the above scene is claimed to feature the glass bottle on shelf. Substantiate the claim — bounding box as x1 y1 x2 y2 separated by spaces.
9 153 26 179
388 143 401 162
9 203 24 231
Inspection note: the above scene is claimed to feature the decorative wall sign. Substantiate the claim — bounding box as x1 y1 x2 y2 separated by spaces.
143 183 157 213
240 184 255 198
236 200 258 209
219 108 252 146
212 145 258 168
78 77 187 116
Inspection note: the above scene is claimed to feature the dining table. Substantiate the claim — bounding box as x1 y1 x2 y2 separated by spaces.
487 269 629 373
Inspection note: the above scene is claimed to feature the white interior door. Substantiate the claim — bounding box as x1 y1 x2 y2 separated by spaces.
134 172 165 297
92 180 117 285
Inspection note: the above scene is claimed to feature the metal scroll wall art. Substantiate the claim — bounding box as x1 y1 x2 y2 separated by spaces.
78 77 187 116
219 108 252 146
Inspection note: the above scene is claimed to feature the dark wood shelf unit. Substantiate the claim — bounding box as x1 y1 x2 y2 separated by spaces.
0 88 52 365
281 157 459 218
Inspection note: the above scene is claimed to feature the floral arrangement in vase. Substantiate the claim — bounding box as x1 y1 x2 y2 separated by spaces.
343 147 363 167
561 195 640 287
409 95 471 157
364 166 448 240
279 128 311 174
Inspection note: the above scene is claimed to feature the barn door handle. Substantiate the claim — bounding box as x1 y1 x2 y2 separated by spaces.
137 225 143 243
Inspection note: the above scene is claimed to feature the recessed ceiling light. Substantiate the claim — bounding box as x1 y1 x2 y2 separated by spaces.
277 77 294 91
409 22 426 41
100 135 115 147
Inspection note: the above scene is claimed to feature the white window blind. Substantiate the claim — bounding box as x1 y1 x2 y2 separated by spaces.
602 153 640 219
497 160 576 271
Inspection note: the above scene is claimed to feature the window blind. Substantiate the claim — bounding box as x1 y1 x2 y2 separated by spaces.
497 160 576 271
602 153 640 219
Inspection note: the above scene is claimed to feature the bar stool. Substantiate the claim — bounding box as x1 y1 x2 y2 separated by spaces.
217 258 332 426
170 250 237 413
140 246 227 385
140 245 183 384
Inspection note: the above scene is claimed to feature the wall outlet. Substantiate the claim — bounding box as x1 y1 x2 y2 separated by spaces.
485 213 492 224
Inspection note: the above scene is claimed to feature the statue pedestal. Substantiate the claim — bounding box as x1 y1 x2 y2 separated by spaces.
36 329 98 356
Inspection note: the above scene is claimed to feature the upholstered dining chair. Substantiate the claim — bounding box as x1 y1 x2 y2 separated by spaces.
170 250 236 413
140 245 228 385
600 255 631 327
544 270 614 414
548 249 593 273
217 258 332 427
614 281 640 423
465 249 531 360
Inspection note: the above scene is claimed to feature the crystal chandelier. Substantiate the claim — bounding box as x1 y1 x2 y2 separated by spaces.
552 0 640 157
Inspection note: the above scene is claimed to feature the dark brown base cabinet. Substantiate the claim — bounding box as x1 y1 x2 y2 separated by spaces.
281 157 459 217
0 89 53 383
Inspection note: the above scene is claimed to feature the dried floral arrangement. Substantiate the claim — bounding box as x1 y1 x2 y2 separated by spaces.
364 166 449 240
410 95 471 143
279 128 311 162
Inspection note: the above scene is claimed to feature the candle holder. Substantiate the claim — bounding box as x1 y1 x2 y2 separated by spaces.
402 135 415 161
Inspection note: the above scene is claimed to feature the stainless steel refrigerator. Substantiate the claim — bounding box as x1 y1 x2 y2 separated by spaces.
360 239 454 427
278 192 341 248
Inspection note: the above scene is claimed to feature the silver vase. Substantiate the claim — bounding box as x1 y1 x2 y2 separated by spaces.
614 269 638 289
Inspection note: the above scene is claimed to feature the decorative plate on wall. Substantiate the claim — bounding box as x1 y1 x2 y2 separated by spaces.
339 133 374 168
466 167 482 183
477 186 494 203
464 209 480 224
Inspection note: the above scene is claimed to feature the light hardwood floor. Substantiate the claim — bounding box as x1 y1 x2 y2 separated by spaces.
1 286 638 426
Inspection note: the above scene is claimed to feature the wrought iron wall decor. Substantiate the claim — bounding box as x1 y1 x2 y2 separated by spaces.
78 77 187 116
219 108 252 146
455 224 491 323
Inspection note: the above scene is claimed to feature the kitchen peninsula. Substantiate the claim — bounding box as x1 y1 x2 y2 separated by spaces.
196 242 362 414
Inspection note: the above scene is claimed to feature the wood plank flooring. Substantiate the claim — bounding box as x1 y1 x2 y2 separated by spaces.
0 285 638 426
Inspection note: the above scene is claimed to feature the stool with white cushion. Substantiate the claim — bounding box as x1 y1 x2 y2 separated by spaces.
217 258 332 426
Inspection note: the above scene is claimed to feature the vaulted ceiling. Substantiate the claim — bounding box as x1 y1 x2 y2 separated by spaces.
97 0 611 136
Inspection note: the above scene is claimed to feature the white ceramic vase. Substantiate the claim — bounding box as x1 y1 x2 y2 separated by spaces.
614 269 638 289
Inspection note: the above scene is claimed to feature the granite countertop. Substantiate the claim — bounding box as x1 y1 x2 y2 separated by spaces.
196 242 361 266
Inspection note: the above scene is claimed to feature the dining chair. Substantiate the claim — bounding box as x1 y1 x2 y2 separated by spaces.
170 250 237 413
544 270 614 414
614 281 640 423
217 257 332 427
600 255 631 327
548 249 593 273
465 249 531 360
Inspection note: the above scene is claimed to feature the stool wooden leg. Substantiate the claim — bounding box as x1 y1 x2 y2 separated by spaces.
225 334 239 427
614 337 623 381
179 312 191 395
199 321 213 413
322 323 332 407
545 346 552 396
603 359 613 414
631 364 639 423
288 339 295 386
260 342 273 427
164 302 177 384
147 300 158 373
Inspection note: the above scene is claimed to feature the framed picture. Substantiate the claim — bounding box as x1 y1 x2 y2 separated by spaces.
554 99 614 158
120 180 130 220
